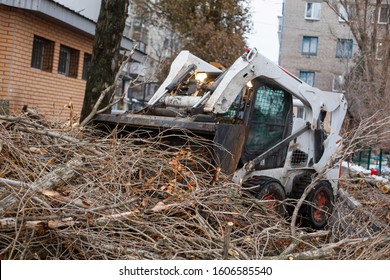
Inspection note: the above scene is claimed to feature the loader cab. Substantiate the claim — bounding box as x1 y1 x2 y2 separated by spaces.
241 77 293 169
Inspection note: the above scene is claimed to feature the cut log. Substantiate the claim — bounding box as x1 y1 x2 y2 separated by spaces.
358 178 366 185
381 185 389 194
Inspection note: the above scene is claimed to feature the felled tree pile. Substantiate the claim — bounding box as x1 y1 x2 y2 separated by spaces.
338 173 390 232
0 114 389 260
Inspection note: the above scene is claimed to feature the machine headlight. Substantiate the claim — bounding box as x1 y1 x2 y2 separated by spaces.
195 72 208 83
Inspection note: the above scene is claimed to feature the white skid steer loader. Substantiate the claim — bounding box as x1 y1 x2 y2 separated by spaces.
96 48 348 229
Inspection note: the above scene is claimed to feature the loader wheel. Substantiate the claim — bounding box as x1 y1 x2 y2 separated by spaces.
290 173 333 229
242 176 286 215
290 172 314 200
304 181 334 229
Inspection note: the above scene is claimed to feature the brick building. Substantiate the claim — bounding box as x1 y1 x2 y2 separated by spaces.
0 0 145 120
279 0 358 92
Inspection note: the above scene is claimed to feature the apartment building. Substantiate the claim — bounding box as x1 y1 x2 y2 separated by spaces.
0 0 145 120
279 0 359 92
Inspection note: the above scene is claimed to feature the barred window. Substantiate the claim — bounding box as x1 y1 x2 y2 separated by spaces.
58 45 79 78
31 35 54 72
82 53 92 80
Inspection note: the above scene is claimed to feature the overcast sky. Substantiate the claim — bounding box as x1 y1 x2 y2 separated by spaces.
247 0 283 63
55 0 282 63
56 0 101 20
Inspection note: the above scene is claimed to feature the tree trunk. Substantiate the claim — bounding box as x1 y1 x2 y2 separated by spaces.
79 0 129 123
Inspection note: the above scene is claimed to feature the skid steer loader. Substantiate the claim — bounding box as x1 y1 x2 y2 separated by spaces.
95 48 348 229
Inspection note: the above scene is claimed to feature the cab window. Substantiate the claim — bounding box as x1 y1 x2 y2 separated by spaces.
245 81 292 156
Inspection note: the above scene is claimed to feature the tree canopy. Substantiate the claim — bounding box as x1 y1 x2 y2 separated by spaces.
133 0 252 67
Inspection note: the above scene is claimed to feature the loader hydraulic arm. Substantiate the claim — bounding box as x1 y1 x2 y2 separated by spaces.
203 49 346 126
147 51 222 109
148 63 197 107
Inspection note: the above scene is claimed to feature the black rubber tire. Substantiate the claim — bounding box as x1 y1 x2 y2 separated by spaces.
290 172 334 229
242 176 286 215
256 181 285 200
290 172 314 199
303 181 334 229
287 172 313 216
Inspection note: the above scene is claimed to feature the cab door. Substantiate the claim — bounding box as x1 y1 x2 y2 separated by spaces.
241 78 293 169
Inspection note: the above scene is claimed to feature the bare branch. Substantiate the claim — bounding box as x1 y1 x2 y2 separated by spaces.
80 44 138 127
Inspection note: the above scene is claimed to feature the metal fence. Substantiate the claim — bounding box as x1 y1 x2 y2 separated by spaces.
352 148 388 174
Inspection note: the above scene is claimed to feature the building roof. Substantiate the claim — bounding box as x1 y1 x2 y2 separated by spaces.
0 0 145 61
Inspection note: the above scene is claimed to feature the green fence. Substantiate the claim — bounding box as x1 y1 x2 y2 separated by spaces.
352 148 387 174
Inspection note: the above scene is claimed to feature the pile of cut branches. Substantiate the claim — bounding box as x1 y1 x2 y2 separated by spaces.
0 115 389 260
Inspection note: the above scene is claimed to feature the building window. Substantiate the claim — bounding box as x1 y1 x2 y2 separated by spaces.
338 4 356 22
305 2 321 20
336 39 353 58
332 74 346 92
30 35 54 72
378 5 389 24
302 36 318 56
299 71 315 86
339 5 348 22
82 53 92 80
58 45 79 78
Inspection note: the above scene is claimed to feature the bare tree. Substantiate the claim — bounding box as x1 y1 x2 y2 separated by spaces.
324 0 389 126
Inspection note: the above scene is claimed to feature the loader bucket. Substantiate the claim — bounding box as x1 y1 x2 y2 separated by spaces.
213 123 248 174
94 113 248 174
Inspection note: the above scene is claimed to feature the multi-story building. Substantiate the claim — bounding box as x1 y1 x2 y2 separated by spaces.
117 0 181 112
124 0 180 79
279 0 358 92
0 0 145 120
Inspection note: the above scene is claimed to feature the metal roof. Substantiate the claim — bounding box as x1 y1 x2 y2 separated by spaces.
0 0 145 61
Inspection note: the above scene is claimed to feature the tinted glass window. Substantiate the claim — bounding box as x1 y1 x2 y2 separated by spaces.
245 84 291 154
